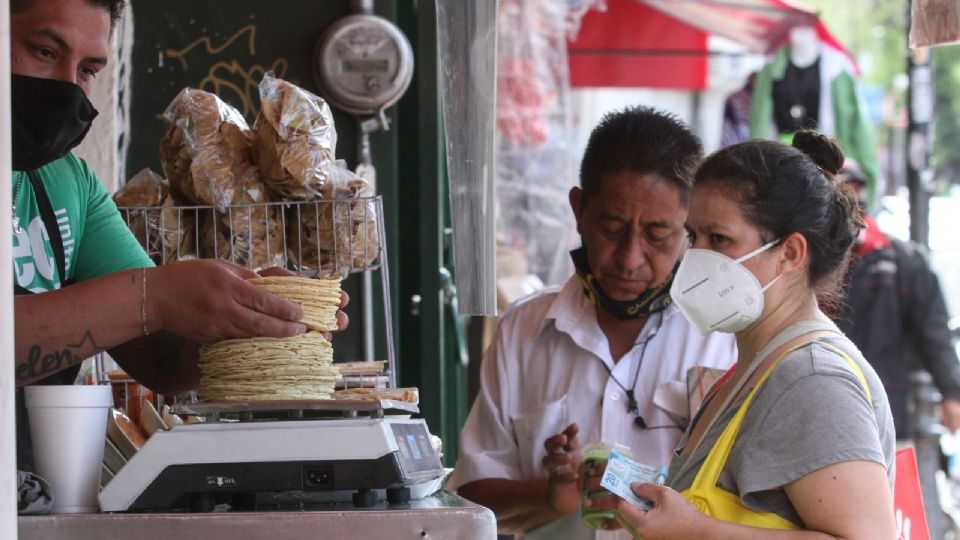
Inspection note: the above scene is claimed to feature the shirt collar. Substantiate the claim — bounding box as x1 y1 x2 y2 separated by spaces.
538 275 681 351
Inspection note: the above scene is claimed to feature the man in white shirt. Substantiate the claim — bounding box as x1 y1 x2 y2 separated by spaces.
449 107 737 539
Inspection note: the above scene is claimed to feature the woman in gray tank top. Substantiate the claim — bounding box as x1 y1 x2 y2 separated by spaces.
605 131 896 538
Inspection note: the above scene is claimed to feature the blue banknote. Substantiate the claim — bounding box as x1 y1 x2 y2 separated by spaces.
599 449 667 510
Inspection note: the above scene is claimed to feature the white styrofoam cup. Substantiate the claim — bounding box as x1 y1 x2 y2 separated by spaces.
25 385 113 513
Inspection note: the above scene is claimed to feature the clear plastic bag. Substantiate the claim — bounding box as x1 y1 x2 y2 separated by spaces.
198 168 286 272
287 162 379 277
157 194 198 263
254 72 337 201
159 88 258 210
495 0 580 287
112 168 168 262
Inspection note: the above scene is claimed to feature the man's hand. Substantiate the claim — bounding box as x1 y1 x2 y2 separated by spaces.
149 260 307 344
541 423 583 516
942 398 960 432
257 266 350 336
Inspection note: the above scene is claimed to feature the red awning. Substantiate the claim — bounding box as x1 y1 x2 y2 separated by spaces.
568 0 826 89
568 0 710 89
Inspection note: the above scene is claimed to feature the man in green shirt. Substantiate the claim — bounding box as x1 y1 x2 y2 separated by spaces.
9 0 345 396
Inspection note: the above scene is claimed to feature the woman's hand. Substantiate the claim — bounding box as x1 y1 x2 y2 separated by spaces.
614 483 709 539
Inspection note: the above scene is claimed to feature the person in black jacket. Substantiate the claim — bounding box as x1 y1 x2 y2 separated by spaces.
836 160 960 437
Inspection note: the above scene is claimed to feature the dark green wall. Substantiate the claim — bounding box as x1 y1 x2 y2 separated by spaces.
128 0 359 172
128 0 370 363
126 0 467 461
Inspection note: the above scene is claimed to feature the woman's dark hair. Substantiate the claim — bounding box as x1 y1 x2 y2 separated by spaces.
694 130 863 311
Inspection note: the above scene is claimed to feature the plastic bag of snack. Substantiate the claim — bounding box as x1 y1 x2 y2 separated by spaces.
159 88 256 210
200 168 285 271
113 168 168 262
157 193 198 263
113 168 168 209
287 162 379 277
254 72 337 200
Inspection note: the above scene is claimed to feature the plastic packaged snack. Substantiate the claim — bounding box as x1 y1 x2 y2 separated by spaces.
159 88 257 210
254 72 337 200
199 170 285 272
286 162 379 277
112 168 168 262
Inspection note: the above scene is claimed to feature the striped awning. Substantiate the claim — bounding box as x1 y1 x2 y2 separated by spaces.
642 0 818 54
568 0 855 89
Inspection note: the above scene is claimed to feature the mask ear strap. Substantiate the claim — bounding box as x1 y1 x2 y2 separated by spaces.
733 238 781 264
760 274 781 292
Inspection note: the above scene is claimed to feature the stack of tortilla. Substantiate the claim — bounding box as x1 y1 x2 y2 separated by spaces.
247 276 341 332
197 276 342 402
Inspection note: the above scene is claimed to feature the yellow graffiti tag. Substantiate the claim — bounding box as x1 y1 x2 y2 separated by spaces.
199 59 289 117
164 24 258 71
163 24 290 116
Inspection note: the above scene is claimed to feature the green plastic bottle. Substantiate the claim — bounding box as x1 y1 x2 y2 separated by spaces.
580 442 632 529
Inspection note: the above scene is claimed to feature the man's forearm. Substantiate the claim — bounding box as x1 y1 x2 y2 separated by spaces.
14 269 143 386
109 332 200 396
457 478 566 534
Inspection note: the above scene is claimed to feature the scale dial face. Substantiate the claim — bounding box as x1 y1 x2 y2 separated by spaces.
315 14 414 116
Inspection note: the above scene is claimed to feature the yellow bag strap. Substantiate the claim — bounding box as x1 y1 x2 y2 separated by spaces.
689 337 871 490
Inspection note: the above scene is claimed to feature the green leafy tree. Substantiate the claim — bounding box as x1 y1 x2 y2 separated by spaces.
810 1 960 185
806 0 907 89
933 44 960 183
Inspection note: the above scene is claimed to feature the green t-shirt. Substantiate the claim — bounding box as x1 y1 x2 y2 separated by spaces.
12 154 153 292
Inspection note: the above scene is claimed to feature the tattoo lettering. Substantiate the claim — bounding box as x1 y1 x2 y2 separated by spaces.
16 330 105 382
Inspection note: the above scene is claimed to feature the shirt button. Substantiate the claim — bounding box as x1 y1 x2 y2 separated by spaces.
610 392 620 401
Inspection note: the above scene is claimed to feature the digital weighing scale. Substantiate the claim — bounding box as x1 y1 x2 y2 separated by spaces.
98 400 444 512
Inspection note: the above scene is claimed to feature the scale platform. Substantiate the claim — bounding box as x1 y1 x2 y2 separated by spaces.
170 399 419 421
100 401 442 513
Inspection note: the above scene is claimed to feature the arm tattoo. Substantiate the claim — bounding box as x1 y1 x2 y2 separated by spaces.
16 330 106 383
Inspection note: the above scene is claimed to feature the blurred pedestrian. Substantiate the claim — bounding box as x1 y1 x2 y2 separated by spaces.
836 159 960 437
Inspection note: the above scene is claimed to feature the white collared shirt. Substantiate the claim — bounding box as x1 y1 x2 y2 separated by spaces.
448 276 737 540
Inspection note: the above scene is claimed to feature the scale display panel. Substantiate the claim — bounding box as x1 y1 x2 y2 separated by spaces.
390 422 442 478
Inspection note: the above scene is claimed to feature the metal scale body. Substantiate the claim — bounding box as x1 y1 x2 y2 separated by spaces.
98 401 444 512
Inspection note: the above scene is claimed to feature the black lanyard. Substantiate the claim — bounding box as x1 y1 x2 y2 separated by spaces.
598 311 665 415
13 169 72 296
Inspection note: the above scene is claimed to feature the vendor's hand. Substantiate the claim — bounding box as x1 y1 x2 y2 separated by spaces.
149 260 306 344
613 483 707 539
257 266 350 335
541 423 583 516
941 398 960 432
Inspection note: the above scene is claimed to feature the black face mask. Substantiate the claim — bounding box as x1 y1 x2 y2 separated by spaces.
570 246 676 320
11 74 99 171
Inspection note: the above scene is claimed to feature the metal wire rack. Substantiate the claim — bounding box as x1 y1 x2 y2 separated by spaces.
116 196 396 388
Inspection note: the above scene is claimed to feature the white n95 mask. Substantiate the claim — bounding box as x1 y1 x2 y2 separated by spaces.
669 240 781 335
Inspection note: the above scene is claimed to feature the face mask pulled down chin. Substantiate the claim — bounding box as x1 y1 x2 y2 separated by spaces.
11 74 98 171
669 240 781 335
570 246 675 320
